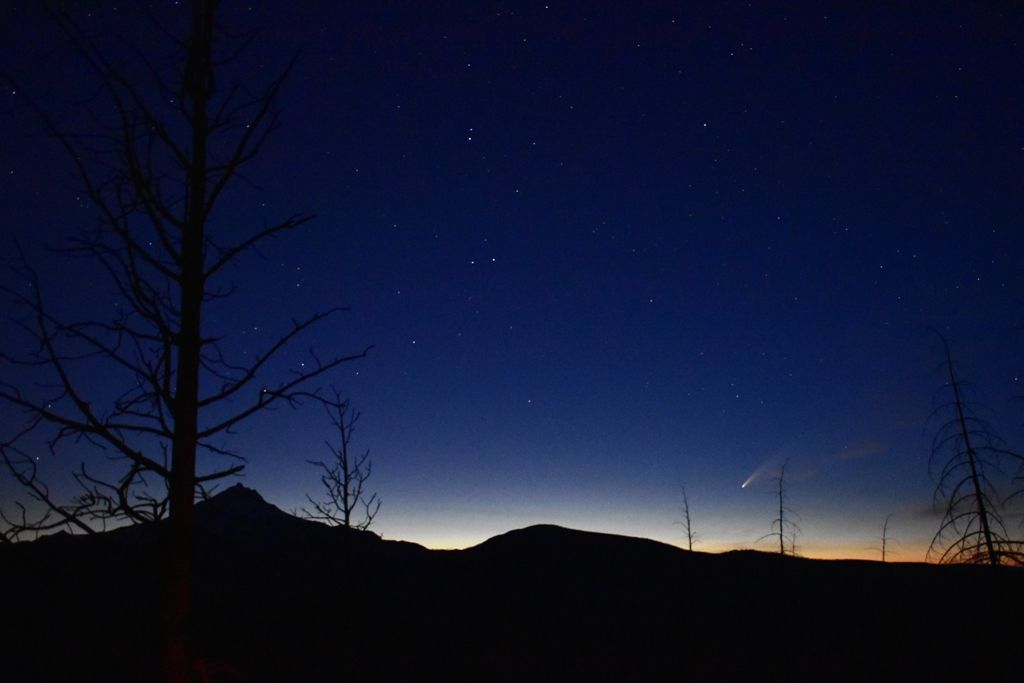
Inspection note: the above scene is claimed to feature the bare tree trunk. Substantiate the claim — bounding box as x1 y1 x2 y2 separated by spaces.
755 459 797 555
680 486 695 551
778 461 786 555
164 3 213 680
926 336 1022 565
301 391 380 531
944 340 998 566
1 3 373 676
881 513 892 563
340 417 352 529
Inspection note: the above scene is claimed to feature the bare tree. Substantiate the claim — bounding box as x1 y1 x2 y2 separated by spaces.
678 485 697 551
757 459 799 556
0 2 369 679
927 337 1023 566
877 513 894 563
301 389 380 531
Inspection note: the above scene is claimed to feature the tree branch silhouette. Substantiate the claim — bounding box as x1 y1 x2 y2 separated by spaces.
756 459 800 556
678 485 697 551
301 389 380 531
926 335 1023 566
0 2 370 679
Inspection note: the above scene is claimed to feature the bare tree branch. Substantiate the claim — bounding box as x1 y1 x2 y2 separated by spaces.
0 4 370 679
678 485 697 551
756 459 800 556
926 335 1024 566
300 389 380 531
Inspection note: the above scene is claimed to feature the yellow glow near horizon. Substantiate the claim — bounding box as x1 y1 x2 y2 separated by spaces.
407 534 932 562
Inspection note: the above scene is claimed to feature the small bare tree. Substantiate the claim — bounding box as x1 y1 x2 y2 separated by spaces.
757 459 799 556
875 513 895 563
301 390 380 531
927 337 1023 566
678 485 697 551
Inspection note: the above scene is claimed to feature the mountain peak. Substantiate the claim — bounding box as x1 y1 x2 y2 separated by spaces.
207 483 267 506
466 523 688 568
194 483 292 533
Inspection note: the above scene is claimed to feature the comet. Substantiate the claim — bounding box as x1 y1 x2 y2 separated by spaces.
740 459 774 490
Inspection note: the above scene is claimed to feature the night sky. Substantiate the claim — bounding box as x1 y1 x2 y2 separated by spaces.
2 2 1023 558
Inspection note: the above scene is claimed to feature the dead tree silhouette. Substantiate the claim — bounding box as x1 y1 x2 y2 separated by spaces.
866 513 897 562
927 336 1023 566
0 2 370 679
678 485 697 551
757 459 799 555
879 513 894 562
301 389 380 531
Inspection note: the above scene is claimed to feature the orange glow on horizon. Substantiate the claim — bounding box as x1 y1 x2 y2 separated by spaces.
409 534 933 562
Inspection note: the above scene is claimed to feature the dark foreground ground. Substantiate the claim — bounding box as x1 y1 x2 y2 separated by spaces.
3 485 1021 681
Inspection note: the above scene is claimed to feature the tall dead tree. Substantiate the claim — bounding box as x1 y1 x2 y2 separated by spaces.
927 337 1022 566
880 513 893 563
678 485 697 551
757 459 799 556
866 513 896 562
301 389 380 531
0 2 369 680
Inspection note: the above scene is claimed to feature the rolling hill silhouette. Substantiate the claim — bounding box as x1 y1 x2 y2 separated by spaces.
2 484 1020 681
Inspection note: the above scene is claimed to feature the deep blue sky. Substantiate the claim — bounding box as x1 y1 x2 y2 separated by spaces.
2 2 1023 557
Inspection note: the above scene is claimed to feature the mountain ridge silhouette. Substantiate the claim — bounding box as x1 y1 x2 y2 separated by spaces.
2 484 1020 681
